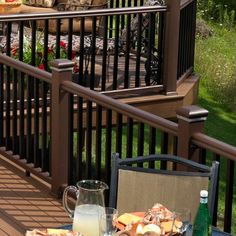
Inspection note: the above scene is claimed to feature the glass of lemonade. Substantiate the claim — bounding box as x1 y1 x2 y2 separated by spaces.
100 207 118 236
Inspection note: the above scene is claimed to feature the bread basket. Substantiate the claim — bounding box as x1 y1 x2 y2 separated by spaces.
0 1 22 14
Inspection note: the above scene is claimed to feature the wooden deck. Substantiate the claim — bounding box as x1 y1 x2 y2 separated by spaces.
0 155 72 236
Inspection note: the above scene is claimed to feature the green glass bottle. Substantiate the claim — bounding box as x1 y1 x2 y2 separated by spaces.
192 190 212 236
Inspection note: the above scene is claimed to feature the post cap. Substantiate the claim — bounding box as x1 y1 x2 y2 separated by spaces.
176 105 208 119
49 59 75 69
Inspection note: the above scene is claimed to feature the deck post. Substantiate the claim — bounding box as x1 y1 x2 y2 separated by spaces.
162 0 181 95
176 105 208 163
50 59 74 196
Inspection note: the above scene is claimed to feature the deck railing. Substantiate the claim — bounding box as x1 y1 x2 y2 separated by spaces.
0 5 167 91
0 55 235 233
0 0 197 94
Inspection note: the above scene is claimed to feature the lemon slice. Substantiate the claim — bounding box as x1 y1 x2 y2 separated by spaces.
142 224 161 235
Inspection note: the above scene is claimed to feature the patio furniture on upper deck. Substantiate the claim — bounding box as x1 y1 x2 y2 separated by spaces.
109 153 219 222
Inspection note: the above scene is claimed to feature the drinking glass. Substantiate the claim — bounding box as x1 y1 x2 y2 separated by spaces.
100 207 118 236
170 208 191 236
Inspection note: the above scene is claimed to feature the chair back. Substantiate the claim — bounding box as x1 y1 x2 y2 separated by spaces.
109 153 219 223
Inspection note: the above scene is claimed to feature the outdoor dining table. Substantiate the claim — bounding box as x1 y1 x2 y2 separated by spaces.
59 224 232 236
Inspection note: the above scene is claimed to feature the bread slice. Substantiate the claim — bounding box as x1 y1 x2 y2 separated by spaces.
118 213 142 226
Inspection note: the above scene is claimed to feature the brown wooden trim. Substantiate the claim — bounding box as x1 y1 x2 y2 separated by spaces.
101 85 164 99
177 67 193 86
0 147 52 184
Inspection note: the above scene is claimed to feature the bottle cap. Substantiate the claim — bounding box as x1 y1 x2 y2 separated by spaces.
200 190 208 198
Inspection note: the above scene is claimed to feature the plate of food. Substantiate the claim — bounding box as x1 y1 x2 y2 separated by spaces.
116 203 184 236
25 229 81 236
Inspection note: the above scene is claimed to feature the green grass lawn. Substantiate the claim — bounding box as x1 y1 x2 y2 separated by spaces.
195 21 236 234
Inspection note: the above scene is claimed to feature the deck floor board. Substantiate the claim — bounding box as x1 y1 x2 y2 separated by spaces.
0 155 72 236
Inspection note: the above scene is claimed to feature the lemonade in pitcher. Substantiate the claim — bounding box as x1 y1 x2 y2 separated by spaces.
73 204 105 235
63 180 108 235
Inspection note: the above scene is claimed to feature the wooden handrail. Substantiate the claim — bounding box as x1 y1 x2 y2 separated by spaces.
61 80 179 135
0 54 52 84
192 132 236 161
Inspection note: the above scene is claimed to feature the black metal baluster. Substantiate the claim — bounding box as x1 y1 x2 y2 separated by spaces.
19 22 25 158
26 21 36 164
160 132 168 169
190 0 197 67
149 127 156 155
56 19 61 58
116 113 123 158
137 122 144 166
95 105 102 180
90 16 97 90
101 16 108 91
105 109 112 183
109 0 114 38
12 67 18 154
124 14 131 88
0 64 3 146
121 0 125 29
5 22 12 150
86 101 92 179
212 153 220 226
199 148 206 165
68 93 74 184
135 14 142 87
224 159 234 233
77 96 84 179
145 13 155 86
41 20 49 172
157 11 164 83
126 117 133 158
148 126 156 168
34 69 39 167
112 14 120 90
185 6 189 74
67 18 73 60
186 4 191 70
79 18 85 86
44 20 49 71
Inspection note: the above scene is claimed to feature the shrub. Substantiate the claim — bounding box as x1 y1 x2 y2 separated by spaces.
195 22 236 111
197 0 236 27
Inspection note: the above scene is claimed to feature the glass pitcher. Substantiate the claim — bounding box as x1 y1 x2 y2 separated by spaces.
63 179 109 236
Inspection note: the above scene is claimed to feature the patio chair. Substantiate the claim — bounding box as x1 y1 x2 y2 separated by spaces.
109 153 219 222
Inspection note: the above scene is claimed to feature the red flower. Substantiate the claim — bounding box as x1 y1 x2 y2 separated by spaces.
11 48 17 56
38 64 45 70
60 41 66 48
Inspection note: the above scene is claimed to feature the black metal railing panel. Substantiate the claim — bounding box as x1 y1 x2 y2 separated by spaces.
0 54 52 182
177 0 196 79
60 80 178 187
0 5 166 91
